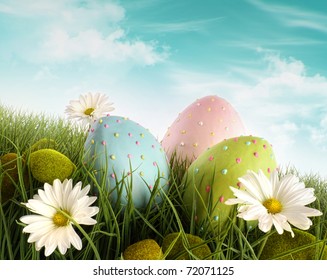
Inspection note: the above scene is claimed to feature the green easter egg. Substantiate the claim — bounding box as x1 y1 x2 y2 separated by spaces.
123 239 163 260
183 136 278 230
161 232 211 260
29 149 75 183
260 229 327 260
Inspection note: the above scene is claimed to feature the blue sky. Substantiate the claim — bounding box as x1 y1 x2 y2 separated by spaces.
1 0 327 178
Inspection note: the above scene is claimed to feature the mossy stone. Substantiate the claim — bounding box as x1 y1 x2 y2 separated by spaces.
123 239 163 260
29 149 75 183
0 153 26 202
29 138 57 153
260 229 327 260
162 233 211 260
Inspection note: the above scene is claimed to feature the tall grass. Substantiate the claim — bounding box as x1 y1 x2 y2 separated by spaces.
0 103 326 260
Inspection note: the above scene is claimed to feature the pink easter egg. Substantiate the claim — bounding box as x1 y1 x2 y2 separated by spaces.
161 95 247 164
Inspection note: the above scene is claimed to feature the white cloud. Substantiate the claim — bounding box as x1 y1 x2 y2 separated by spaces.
248 0 327 33
33 66 57 81
1 0 168 65
141 17 225 33
39 28 167 65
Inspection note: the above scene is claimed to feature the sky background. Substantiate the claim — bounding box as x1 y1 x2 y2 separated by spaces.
1 0 327 178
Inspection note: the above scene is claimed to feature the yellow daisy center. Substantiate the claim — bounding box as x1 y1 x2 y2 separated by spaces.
52 211 70 227
263 198 282 214
84 107 95 116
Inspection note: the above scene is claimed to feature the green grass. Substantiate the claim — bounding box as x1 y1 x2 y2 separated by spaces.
0 103 326 260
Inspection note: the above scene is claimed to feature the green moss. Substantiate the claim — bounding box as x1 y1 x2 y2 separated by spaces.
123 239 163 260
162 233 211 260
29 138 57 153
0 153 26 202
29 149 75 183
260 228 327 260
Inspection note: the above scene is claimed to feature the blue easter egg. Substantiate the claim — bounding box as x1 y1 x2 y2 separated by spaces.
84 116 170 209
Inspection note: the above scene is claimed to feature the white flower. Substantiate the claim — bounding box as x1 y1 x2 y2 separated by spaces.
20 179 99 256
225 169 322 237
65 92 114 126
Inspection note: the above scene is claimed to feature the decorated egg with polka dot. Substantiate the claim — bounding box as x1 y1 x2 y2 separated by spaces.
161 95 246 164
84 116 170 209
182 135 278 229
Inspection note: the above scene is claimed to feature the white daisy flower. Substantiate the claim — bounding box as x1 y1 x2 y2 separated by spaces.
20 179 99 257
225 169 322 237
65 92 114 126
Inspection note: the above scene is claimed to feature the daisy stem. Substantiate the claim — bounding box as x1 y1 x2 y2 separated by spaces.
256 234 269 259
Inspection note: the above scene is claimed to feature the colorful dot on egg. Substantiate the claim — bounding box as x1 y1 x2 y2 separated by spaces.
198 121 204 126
149 185 153 190
207 107 211 112
180 142 185 147
91 128 95 132
136 141 140 146
91 139 95 144
254 152 259 158
268 167 271 173
141 155 145 160
263 144 267 149
221 106 226 111
140 171 144 176
101 141 106 146
104 124 109 128
140 133 145 138
213 216 219 221
128 132 133 137
110 173 115 179
209 155 214 161
223 145 228 151
106 113 111 117
193 142 198 147
116 119 121 123
221 169 228 175
210 132 215 136
237 182 242 188
194 168 199 174
188 113 192 118
153 161 157 167
127 154 133 158
236 158 241 164
196 102 201 106
225 126 229 131
110 154 116 160
151 144 155 149
245 141 252 146
181 129 186 134
252 139 257 144
99 119 103 124
219 196 224 203
114 132 119 138
205 185 211 193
